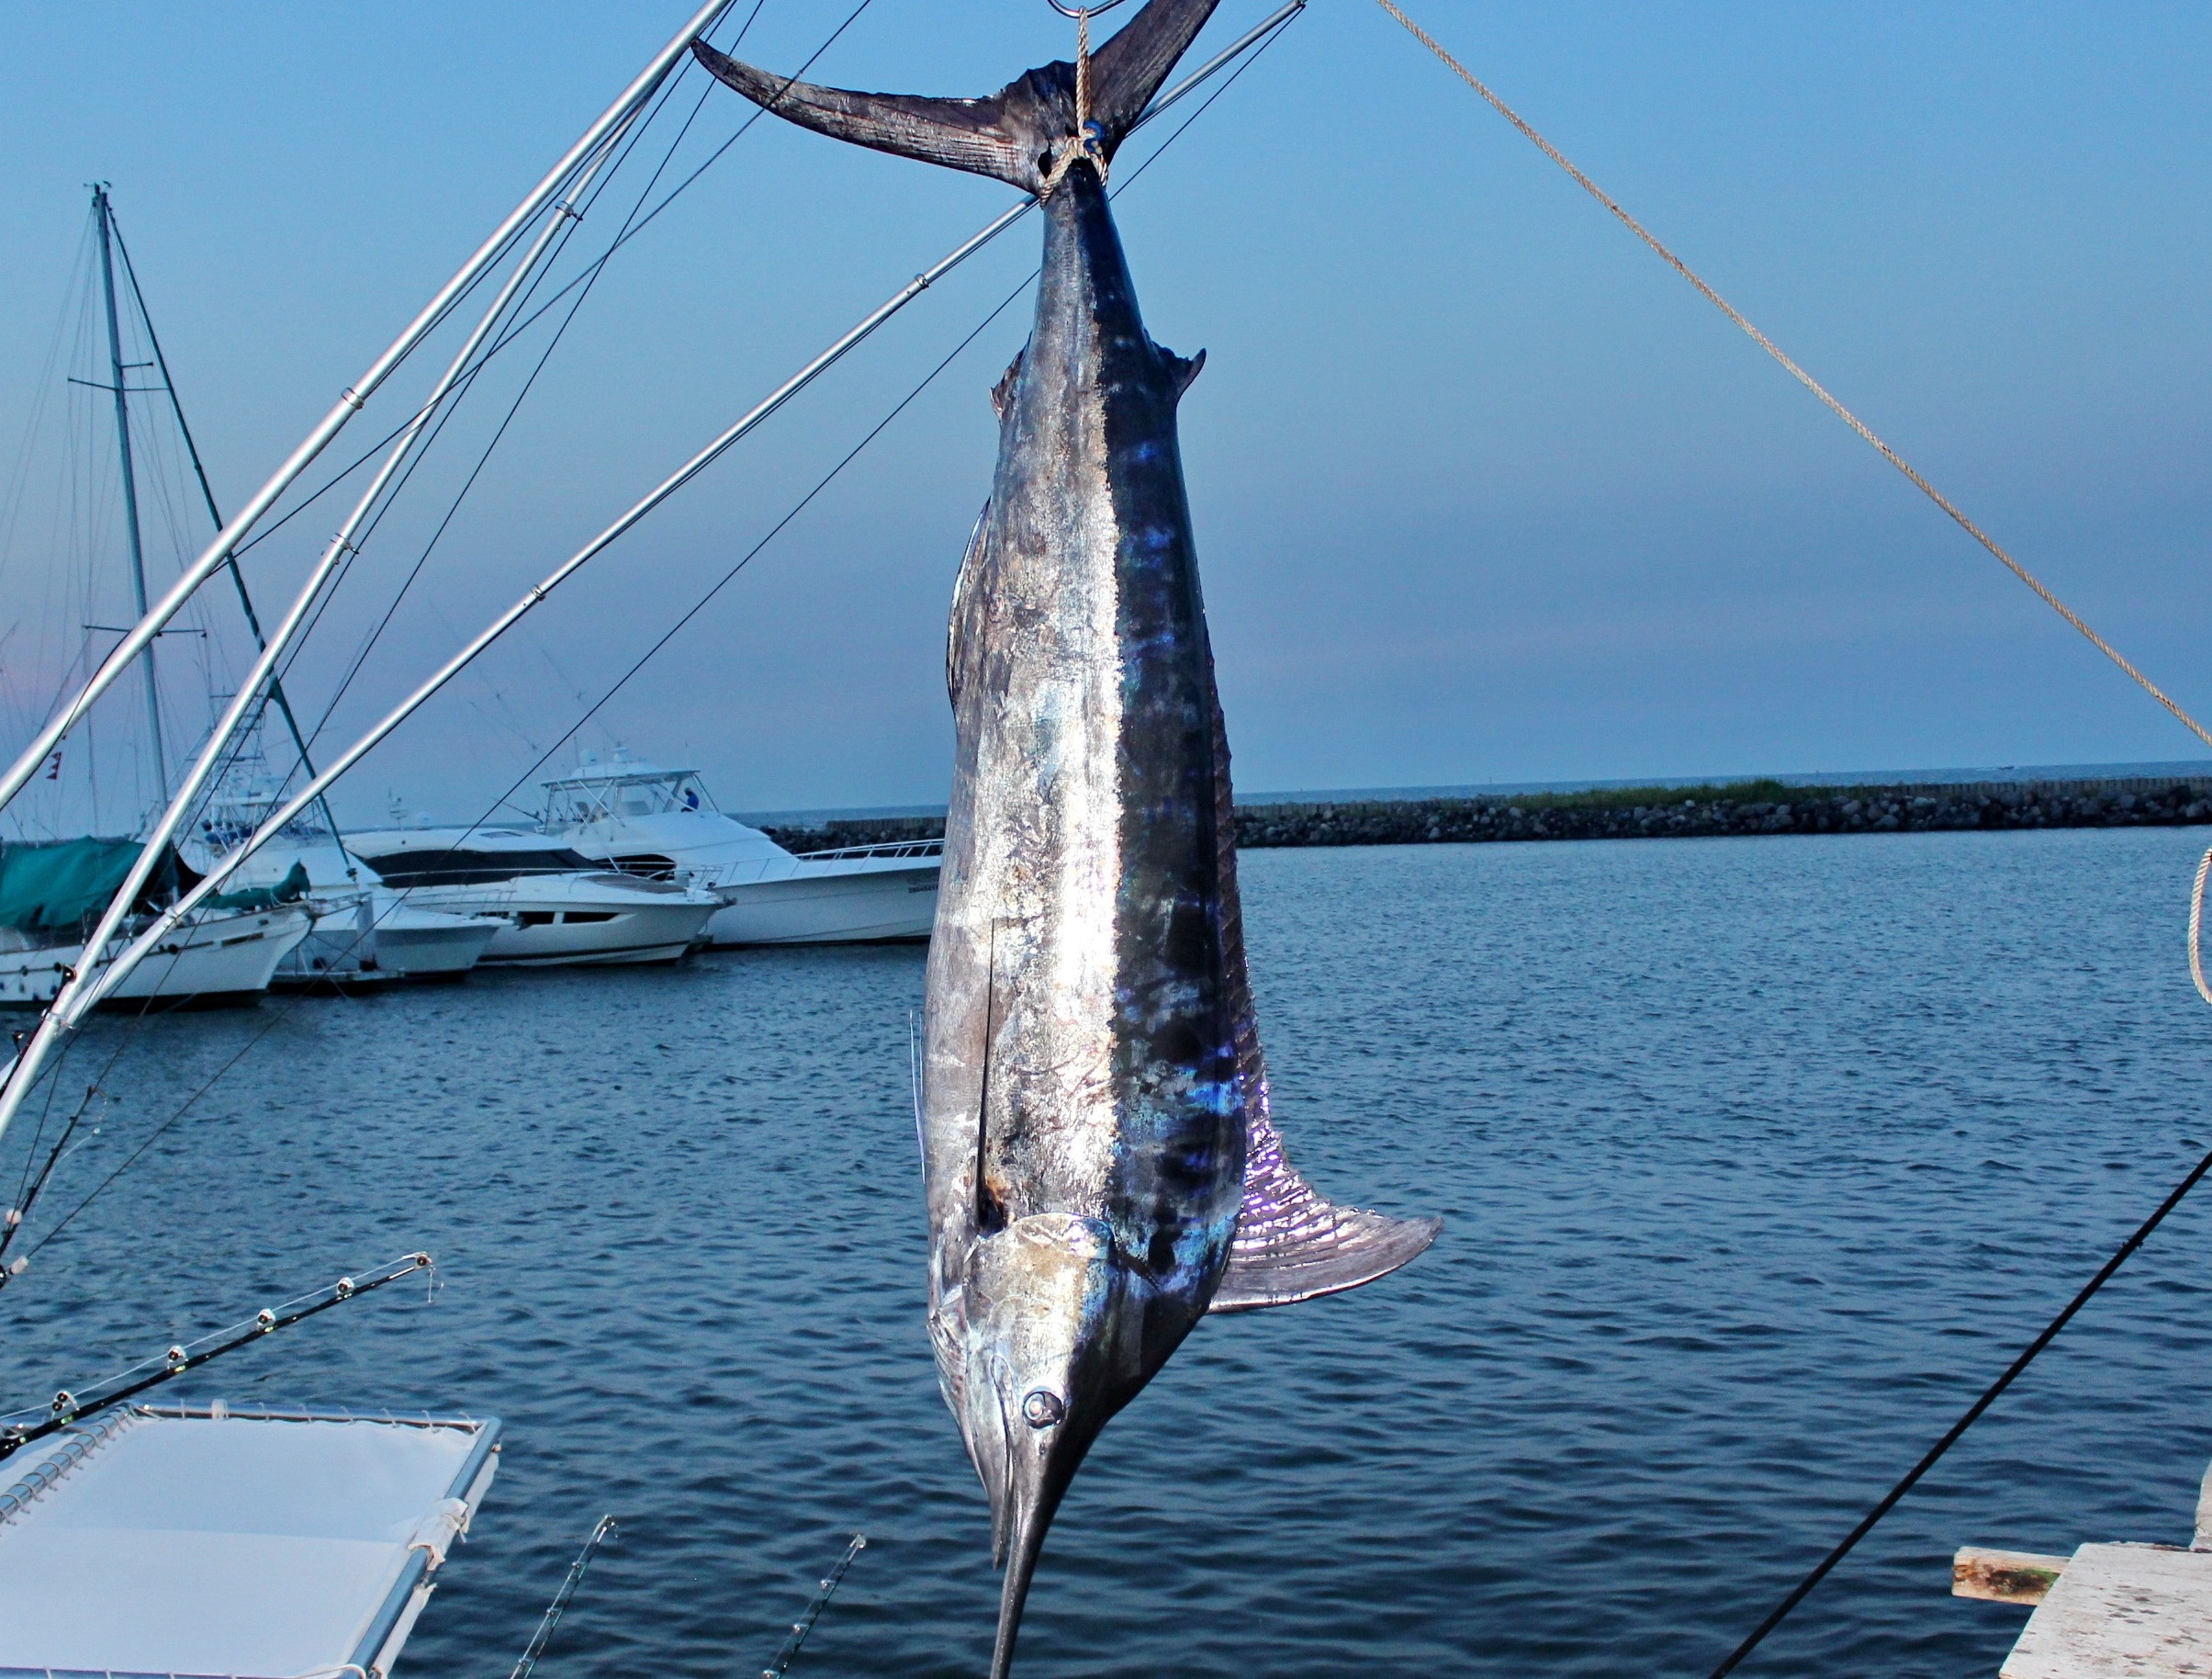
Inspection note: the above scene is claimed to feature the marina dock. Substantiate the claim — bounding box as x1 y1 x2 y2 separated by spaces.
1954 1460 2212 1676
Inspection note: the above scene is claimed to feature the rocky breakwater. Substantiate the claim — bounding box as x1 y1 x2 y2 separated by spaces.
1231 777 2212 850
759 816 946 855
761 778 2212 855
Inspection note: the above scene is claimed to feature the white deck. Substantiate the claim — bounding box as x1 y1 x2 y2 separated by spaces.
0 1403 497 1679
2001 1543 2212 1679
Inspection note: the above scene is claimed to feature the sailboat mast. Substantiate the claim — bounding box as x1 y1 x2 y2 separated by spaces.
108 206 356 874
93 183 167 804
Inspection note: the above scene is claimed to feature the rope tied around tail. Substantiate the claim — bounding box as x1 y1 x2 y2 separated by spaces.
1041 8 1110 198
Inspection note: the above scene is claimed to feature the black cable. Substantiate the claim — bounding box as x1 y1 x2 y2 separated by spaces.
1707 1133 2212 1677
214 4 777 569
387 12 1295 868
261 59 699 693
291 39 739 762
7 0 1276 1274
254 0 844 768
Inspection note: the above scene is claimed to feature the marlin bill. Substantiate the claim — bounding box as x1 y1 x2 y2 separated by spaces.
696 4 1438 1672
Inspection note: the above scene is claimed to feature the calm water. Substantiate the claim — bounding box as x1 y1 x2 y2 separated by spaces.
8 828 2212 1679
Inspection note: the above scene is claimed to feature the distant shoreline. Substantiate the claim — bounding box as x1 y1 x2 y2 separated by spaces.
757 768 2212 853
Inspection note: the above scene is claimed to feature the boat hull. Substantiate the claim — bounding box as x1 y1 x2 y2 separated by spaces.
708 862 938 946
375 914 500 977
388 883 715 966
0 907 312 1010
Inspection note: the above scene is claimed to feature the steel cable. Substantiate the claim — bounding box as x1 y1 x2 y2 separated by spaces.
1372 0 2212 754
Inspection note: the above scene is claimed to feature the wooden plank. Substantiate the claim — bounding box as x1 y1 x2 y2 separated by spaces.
2002 1543 2212 1678
1957 1548 2071 1606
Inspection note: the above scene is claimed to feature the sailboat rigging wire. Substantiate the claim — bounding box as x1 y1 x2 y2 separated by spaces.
0 123 655 1164
106 198 352 850
318 0 1297 899
0 0 741 820
47 0 1297 1023
0 1252 431 1456
1370 0 2212 756
763 1533 866 1679
0 0 1297 1219
510 1516 621 1679
286 10 783 766
0 0 792 1136
182 1 839 840
1702 1134 2212 1677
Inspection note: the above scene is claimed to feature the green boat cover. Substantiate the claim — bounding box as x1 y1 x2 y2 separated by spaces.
207 862 310 913
0 837 222 937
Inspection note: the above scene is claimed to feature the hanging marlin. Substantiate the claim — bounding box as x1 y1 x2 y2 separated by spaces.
697 4 1436 1672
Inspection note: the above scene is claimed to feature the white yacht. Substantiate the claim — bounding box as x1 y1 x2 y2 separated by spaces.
193 789 498 986
0 838 310 1009
536 753 938 946
342 824 719 966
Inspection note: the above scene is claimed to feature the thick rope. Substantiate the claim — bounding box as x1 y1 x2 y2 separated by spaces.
2191 847 2212 1008
1041 8 1106 198
1372 0 2212 755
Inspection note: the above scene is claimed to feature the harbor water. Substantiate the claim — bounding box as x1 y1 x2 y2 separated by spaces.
7 826 2212 1678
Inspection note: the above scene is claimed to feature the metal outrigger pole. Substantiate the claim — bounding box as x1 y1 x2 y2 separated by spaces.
0 0 737 820
0 0 1307 1160
0 3 735 1156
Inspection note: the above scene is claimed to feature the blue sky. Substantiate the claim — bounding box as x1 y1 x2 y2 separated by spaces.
2 1 2208 822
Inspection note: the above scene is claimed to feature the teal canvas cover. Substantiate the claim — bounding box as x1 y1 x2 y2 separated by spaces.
208 862 309 913
0 838 201 936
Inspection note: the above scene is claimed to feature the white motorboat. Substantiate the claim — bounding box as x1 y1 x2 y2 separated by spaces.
0 904 311 1010
194 787 499 986
342 825 719 965
536 752 939 945
0 836 310 1009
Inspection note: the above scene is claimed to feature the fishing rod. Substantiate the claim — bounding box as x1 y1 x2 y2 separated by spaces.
0 1251 432 1460
0 0 740 820
0 123 644 1160
510 1516 622 1679
763 1533 867 1679
5 0 1306 1057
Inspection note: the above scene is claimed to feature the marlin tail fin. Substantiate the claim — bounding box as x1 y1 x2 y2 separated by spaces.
692 0 1221 193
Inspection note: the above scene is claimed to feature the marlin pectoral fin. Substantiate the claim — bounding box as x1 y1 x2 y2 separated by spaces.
949 500 992 708
990 352 1026 423
1207 1107 1441 1313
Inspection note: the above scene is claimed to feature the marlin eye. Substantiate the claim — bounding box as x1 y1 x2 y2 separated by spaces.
1021 1389 1066 1428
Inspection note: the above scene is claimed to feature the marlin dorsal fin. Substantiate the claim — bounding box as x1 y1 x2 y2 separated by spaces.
1202 687 1438 1313
1208 1104 1441 1313
692 0 1222 194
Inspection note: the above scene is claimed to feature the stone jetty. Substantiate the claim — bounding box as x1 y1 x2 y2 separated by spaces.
760 775 2212 855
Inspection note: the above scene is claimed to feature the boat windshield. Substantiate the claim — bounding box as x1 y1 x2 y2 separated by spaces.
546 773 713 825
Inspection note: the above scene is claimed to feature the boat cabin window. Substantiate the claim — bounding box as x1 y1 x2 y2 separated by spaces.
546 774 711 825
354 846 599 889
